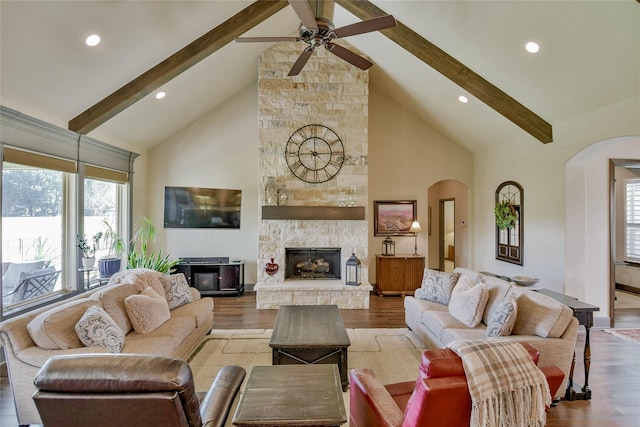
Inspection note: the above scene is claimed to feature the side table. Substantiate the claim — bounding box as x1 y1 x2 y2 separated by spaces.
534 288 600 400
78 268 110 291
78 267 96 291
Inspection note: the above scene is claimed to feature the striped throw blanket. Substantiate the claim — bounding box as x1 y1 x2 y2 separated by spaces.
448 340 551 427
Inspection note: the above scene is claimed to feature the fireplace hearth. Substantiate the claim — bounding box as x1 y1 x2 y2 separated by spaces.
285 248 341 280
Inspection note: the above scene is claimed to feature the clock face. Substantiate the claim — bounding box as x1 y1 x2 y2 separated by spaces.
285 124 344 184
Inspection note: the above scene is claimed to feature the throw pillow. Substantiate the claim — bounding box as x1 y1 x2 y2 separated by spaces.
97 283 138 334
133 272 167 299
124 287 171 334
486 292 518 337
27 299 99 350
75 305 125 353
164 273 194 310
414 269 460 305
448 276 489 327
108 268 160 286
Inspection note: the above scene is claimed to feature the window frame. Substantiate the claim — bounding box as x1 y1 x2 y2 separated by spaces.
624 177 640 264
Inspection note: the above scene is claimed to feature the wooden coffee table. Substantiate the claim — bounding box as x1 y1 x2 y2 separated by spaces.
269 305 351 391
231 364 347 427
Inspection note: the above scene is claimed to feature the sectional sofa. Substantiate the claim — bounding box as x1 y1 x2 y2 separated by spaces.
405 267 579 399
0 268 214 426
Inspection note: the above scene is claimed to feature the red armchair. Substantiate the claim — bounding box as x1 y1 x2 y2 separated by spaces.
349 343 565 427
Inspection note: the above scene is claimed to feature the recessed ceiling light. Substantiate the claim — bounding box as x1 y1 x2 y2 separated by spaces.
85 34 101 47
458 95 468 103
525 41 540 54
155 91 166 100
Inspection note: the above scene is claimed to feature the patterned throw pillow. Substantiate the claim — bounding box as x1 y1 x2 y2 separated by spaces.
486 292 519 337
75 305 125 353
124 287 171 334
448 276 489 327
414 269 460 305
164 273 194 310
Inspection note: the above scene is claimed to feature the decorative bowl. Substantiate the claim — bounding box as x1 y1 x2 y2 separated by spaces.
511 276 539 287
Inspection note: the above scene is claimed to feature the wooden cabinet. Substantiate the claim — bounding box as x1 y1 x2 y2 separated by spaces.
375 255 425 296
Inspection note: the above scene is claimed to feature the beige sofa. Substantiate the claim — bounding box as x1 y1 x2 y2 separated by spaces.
0 269 214 426
405 267 579 399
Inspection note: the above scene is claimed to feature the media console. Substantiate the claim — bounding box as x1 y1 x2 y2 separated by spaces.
174 257 245 297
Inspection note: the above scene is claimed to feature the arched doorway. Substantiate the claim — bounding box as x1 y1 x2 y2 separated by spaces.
427 180 470 271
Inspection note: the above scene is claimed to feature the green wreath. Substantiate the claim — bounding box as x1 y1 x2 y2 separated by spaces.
494 200 517 230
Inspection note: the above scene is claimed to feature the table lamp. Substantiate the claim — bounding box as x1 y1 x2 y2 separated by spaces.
409 220 422 256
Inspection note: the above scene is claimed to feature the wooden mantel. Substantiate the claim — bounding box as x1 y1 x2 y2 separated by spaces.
262 206 365 221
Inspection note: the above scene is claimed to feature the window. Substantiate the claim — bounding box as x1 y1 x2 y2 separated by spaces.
2 162 66 313
84 177 126 286
625 178 640 263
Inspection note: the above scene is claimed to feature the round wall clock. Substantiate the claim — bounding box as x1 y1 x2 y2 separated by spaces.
285 124 344 184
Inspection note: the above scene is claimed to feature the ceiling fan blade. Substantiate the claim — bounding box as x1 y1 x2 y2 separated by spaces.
333 15 396 38
325 43 373 70
289 0 318 31
288 47 314 76
235 36 301 43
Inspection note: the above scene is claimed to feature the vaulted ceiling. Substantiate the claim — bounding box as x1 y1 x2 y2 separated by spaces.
1 1 638 153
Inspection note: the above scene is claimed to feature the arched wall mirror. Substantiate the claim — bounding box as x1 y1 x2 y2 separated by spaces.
495 181 523 265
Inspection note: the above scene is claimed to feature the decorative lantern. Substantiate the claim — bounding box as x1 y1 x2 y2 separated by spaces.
278 185 288 206
345 252 361 286
382 236 395 256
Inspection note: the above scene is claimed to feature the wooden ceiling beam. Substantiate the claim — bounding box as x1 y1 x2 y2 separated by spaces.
69 0 289 134
335 0 553 143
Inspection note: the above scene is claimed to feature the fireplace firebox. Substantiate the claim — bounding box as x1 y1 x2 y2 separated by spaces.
285 248 341 280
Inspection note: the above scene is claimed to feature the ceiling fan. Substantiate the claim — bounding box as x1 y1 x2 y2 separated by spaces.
235 0 396 76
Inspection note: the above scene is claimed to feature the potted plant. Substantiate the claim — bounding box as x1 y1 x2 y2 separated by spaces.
127 217 180 274
76 232 101 269
98 219 125 278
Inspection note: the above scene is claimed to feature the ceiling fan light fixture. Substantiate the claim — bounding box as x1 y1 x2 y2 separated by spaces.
236 0 396 76
525 41 540 54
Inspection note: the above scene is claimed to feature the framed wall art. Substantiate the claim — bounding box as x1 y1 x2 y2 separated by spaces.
164 186 242 229
373 200 417 236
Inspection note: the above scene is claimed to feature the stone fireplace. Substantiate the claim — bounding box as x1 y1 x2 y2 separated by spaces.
254 39 372 309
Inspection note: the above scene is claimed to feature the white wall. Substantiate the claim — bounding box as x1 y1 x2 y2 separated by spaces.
146 83 260 283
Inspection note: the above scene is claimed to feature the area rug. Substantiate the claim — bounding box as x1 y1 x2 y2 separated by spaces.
188 328 426 426
188 328 426 389
602 328 640 344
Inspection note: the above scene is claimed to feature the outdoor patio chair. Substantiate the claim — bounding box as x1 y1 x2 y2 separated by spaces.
3 267 60 306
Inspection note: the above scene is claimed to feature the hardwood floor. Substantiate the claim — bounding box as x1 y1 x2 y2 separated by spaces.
211 291 407 329
2 292 640 426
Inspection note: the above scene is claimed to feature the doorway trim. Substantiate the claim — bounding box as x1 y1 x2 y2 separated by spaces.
439 198 455 272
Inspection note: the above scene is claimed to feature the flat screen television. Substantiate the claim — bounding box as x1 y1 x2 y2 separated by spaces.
164 186 241 229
